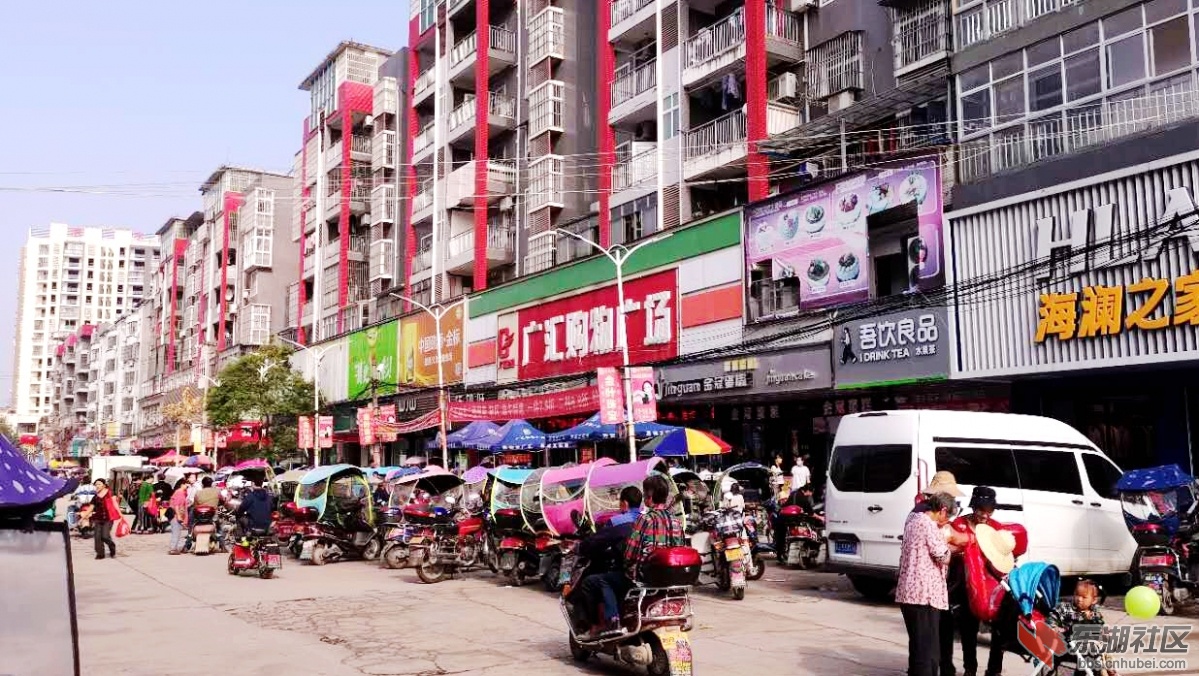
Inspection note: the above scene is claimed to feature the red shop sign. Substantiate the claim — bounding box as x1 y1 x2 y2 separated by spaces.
449 387 600 422
496 269 678 382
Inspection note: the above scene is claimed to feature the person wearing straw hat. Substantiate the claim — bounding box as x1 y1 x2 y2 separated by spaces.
912 471 966 515
942 486 1008 676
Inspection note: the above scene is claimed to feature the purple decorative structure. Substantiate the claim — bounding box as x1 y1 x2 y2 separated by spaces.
0 436 75 511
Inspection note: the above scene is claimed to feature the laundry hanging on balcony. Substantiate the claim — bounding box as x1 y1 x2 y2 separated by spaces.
721 73 742 111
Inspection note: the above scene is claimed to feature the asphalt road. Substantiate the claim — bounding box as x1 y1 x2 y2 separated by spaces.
71 531 1196 676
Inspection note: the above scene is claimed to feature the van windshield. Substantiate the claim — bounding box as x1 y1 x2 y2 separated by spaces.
830 444 912 493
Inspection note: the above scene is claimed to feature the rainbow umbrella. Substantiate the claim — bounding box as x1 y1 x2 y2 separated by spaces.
642 428 731 457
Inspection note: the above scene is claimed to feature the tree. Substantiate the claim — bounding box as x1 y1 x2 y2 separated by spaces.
0 415 16 443
206 344 317 460
162 388 205 449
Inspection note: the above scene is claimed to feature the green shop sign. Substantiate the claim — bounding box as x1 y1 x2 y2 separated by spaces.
347 320 399 400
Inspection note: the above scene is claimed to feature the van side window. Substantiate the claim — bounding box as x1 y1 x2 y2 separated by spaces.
830 445 912 493
1016 450 1083 495
1081 453 1122 500
934 447 1019 489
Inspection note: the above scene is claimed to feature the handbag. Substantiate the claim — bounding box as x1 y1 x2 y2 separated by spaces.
114 514 132 538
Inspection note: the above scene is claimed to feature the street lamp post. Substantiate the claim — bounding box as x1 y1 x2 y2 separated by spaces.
552 229 673 462
197 373 219 460
389 294 465 470
277 336 331 467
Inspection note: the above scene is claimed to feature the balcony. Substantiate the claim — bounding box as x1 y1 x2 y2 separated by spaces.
892 0 951 77
410 248 433 282
445 224 515 275
955 0 1078 51
350 134 372 159
411 178 434 224
527 156 564 212
610 57 657 124
766 101 802 137
370 239 395 282
372 130 396 170
683 7 804 88
413 67 436 107
448 26 518 85
238 304 271 347
610 0 655 43
959 85 1199 183
448 93 517 145
683 110 747 180
447 159 517 207
374 76 399 117
528 7 566 65
412 121 436 163
612 147 656 193
448 0 471 20
371 184 396 225
325 235 369 265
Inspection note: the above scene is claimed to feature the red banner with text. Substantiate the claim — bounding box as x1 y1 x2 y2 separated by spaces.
449 387 600 422
298 416 313 450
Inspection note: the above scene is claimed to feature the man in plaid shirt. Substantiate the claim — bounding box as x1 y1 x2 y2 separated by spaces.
625 474 686 583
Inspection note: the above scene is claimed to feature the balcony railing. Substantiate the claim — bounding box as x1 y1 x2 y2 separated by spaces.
685 110 747 162
350 134 372 156
490 25 518 55
413 121 435 156
524 250 556 274
766 5 804 44
412 178 434 220
451 32 477 66
490 93 516 119
374 76 399 116
371 184 396 224
412 249 433 273
611 0 653 26
448 225 515 257
960 85 1199 183
955 0 1079 50
373 130 395 169
370 239 395 281
686 7 802 70
893 0 951 72
612 149 656 192
413 68 436 100
450 96 477 131
612 59 656 107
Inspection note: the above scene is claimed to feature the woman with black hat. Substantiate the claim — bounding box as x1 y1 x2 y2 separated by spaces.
941 486 1005 676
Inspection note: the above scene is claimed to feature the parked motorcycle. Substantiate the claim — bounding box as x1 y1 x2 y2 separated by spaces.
407 504 496 584
777 504 824 569
494 507 541 586
689 508 756 600
189 505 219 555
228 532 283 579
302 497 379 565
1118 464 1199 614
562 512 697 676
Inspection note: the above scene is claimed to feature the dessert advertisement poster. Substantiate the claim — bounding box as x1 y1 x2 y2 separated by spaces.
746 158 943 310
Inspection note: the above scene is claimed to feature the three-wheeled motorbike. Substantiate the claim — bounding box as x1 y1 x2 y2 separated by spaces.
380 466 463 570
406 467 492 584
540 458 617 591
1118 463 1199 614
491 467 537 584
711 462 774 579
296 464 379 565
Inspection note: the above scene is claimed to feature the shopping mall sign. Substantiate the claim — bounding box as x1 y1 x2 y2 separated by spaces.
494 269 678 384
833 307 949 389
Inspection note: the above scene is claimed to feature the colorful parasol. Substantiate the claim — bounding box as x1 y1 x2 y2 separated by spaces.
0 435 76 510
183 454 215 468
641 427 732 457
149 451 181 466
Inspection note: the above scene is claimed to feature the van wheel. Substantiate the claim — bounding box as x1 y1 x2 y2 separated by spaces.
849 575 894 601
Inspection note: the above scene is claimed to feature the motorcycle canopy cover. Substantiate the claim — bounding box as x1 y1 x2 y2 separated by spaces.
1117 464 1197 536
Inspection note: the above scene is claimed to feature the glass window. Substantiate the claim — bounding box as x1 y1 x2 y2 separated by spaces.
1028 38 1062 66
662 93 680 140
1107 33 1147 87
1065 49 1103 100
960 64 990 91
961 89 991 133
993 77 1026 121
1015 450 1084 494
1144 0 1187 23
1104 5 1145 39
829 445 912 493
1081 453 1123 500
935 447 1020 489
1029 65 1064 111
1151 16 1191 74
992 52 1024 80
1064 22 1100 54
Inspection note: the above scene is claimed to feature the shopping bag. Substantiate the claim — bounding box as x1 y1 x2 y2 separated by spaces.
114 517 132 538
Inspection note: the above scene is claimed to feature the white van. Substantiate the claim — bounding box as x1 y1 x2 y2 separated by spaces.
824 410 1136 599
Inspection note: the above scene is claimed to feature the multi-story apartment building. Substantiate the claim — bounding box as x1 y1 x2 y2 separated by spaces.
291 42 404 344
78 314 142 449
403 0 598 298
11 224 160 433
45 324 96 453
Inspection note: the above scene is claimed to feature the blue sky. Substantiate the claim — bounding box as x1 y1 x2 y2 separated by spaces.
0 1 408 405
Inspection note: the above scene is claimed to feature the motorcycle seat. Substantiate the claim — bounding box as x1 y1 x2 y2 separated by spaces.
248 527 271 537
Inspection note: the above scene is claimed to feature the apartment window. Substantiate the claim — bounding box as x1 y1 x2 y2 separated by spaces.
528 6 565 64
956 0 1199 182
662 93 681 139
807 32 864 99
622 211 645 243
890 0 951 72
38 244 49 255
527 156 565 211
418 0 439 32
528 81 565 138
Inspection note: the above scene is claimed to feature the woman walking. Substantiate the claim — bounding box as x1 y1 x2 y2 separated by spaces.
896 492 968 676
168 479 190 554
91 479 121 560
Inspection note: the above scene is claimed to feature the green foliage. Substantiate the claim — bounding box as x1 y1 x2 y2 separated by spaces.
0 416 16 443
206 344 317 455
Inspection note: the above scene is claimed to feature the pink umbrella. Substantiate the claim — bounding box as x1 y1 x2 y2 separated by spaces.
149 451 181 466
233 459 269 471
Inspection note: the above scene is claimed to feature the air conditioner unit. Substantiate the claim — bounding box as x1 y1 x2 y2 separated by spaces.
827 91 857 113
774 72 800 101
789 0 817 11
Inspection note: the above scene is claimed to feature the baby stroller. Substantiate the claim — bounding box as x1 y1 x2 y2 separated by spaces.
992 562 1101 676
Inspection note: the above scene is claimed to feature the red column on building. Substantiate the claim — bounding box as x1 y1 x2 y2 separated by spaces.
402 20 421 312
338 107 353 333
473 0 492 291
218 192 245 353
597 0 616 248
297 118 312 345
745 0 770 202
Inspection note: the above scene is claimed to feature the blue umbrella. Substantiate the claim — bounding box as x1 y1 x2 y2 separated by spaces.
427 420 501 450
545 413 678 448
476 419 546 453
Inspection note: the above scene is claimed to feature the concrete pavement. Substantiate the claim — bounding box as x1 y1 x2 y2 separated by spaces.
72 531 1196 676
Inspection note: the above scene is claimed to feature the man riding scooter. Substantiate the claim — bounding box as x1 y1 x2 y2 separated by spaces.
235 477 273 536
576 486 643 638
577 475 685 638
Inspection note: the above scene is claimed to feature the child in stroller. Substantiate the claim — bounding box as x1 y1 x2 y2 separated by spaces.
1048 579 1117 676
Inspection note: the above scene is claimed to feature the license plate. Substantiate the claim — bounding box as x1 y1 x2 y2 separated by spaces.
834 541 858 556
267 555 282 567
300 541 315 560
408 536 424 545
725 547 743 561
